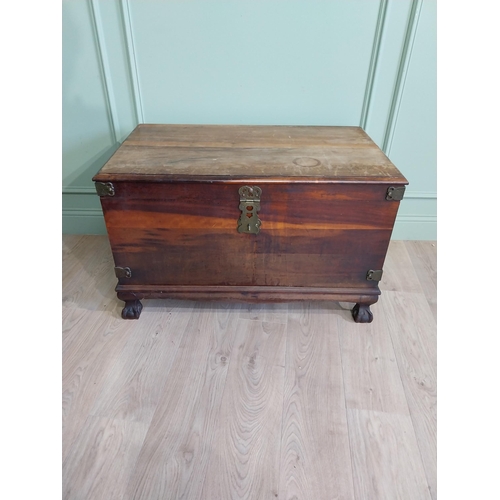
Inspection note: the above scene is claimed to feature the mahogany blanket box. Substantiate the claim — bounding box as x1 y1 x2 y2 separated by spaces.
93 124 408 323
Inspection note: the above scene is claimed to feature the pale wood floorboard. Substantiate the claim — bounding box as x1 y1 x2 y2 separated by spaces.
62 235 116 354
338 309 410 415
279 302 355 500
62 235 437 500
201 318 286 499
62 312 137 461
89 301 194 425
404 241 437 320
62 234 84 255
347 409 432 500
239 301 289 324
380 240 423 294
381 291 437 499
62 416 149 500
123 303 240 500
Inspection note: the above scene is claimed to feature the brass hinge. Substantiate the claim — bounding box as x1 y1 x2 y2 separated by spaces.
386 186 405 201
114 266 131 279
95 182 115 197
366 269 383 281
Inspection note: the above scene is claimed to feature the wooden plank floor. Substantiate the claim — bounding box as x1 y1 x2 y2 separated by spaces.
62 236 437 500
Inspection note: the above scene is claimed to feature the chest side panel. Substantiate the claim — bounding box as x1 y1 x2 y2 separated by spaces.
100 182 400 288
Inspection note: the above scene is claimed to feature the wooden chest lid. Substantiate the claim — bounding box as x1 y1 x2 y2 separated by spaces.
93 124 408 184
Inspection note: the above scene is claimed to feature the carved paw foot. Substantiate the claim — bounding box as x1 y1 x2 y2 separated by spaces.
121 299 143 319
352 303 373 323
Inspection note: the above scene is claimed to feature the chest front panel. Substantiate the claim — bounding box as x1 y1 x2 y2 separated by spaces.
101 181 399 288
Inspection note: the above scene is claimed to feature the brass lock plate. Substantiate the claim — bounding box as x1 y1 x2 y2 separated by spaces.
237 186 262 234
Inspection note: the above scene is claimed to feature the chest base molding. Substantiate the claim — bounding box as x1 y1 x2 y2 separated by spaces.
116 285 380 323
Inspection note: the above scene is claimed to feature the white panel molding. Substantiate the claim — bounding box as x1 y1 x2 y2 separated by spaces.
397 214 436 222
360 0 388 129
405 191 436 199
120 0 144 123
88 0 120 143
62 186 96 194
382 0 423 155
63 208 103 217
62 209 106 235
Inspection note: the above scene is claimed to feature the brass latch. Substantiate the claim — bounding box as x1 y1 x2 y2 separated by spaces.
237 186 262 235
366 269 383 281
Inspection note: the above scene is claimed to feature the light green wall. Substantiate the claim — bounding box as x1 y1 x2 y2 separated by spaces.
63 0 436 240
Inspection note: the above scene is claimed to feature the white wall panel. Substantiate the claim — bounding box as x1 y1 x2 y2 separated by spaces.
129 0 380 125
62 0 117 190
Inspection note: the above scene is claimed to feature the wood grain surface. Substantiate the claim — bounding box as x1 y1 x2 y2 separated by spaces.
405 241 437 320
380 291 437 499
93 124 408 182
201 319 286 499
338 310 410 415
279 302 355 499
100 182 398 289
347 409 432 500
62 416 149 500
93 125 407 315
62 236 436 500
124 303 240 500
